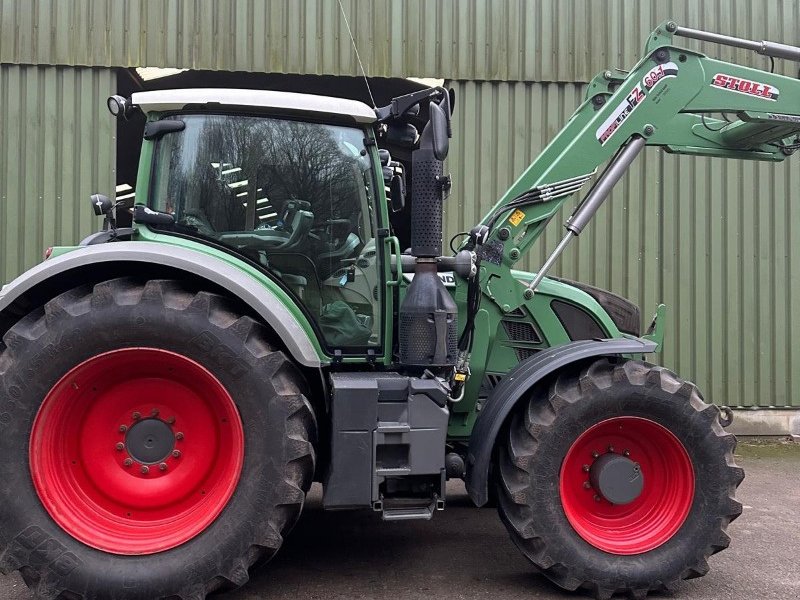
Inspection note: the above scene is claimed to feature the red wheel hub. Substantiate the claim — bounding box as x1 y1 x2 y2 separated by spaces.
30 348 244 555
559 417 695 555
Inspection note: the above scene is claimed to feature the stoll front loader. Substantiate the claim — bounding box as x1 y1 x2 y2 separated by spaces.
2 21 799 600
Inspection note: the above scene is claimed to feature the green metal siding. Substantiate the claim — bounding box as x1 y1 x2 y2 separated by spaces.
445 80 800 408
0 64 115 283
1 0 798 81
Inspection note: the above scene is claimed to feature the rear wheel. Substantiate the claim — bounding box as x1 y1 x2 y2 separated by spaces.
496 358 743 599
0 278 316 599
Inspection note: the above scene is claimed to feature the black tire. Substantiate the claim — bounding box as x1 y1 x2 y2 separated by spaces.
0 278 316 600
496 358 744 600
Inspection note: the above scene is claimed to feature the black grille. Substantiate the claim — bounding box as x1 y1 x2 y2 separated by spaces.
551 300 606 341
515 348 538 361
549 277 641 336
502 320 541 343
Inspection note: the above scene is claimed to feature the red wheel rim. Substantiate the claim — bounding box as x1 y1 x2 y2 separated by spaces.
30 348 244 555
559 417 695 555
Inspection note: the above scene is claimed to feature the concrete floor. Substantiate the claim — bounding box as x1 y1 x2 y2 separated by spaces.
1 440 798 600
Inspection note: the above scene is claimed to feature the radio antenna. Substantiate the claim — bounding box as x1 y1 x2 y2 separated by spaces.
336 0 376 108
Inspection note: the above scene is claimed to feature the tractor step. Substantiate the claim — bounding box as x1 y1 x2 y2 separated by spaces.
375 496 445 521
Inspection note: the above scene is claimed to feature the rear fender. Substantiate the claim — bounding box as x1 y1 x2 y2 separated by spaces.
464 337 657 506
0 242 325 368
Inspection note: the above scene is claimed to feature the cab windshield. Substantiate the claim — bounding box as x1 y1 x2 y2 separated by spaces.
150 113 382 350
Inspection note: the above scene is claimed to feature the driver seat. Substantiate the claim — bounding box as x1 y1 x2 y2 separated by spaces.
273 200 313 252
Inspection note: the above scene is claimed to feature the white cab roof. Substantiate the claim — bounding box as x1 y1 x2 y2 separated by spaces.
132 88 376 124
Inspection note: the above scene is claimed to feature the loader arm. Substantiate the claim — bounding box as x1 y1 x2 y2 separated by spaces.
473 20 800 280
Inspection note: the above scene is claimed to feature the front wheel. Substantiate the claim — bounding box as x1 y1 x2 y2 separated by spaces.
496 358 744 599
0 279 316 599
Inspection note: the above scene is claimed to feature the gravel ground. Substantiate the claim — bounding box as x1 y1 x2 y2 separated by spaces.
2 439 798 600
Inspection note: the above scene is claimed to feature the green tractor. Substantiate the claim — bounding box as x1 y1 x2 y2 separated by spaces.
2 21 799 600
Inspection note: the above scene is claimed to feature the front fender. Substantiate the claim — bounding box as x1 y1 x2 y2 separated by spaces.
464 337 657 506
0 242 325 368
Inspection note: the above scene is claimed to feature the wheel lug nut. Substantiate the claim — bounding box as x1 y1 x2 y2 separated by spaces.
591 451 600 459
583 481 592 489
119 424 128 433
151 408 159 417
623 449 630 457
594 495 601 502
582 464 590 472
132 411 141 420
159 462 168 471
123 458 133 467
166 416 176 425
115 442 125 451
607 445 615 453
140 465 150 474
172 450 181 458
175 432 184 441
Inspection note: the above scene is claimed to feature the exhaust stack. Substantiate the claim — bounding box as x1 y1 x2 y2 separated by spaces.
398 95 458 368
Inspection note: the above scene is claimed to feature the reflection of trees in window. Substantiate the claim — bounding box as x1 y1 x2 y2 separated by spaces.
177 116 364 233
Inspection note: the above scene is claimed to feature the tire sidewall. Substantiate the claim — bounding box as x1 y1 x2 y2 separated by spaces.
0 285 307 598
507 364 733 587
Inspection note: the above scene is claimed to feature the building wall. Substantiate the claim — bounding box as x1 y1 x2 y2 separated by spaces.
1 0 798 81
1 0 798 408
0 64 116 282
445 80 800 408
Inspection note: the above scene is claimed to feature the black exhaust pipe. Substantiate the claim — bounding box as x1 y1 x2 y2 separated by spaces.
399 96 458 368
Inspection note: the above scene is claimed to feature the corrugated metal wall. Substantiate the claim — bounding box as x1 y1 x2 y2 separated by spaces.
1 0 798 81
445 80 800 408
0 65 116 283
1 1 798 407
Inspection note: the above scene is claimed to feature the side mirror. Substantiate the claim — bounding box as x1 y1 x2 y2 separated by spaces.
429 102 449 161
90 193 113 217
390 173 406 212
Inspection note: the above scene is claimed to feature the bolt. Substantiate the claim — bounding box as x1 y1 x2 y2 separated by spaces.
623 449 630 457
119 424 128 433
150 408 159 417
582 464 590 472
509 248 520 260
666 21 678 33
123 458 133 467
603 70 613 80
172 450 181 458
583 481 592 489
608 445 615 453
592 451 600 459
132 411 141 420
159 462 168 471
594 495 602 502
175 432 184 441
523 289 534 300
498 227 510 241
115 442 125 451
643 124 655 136
140 465 149 475
166 416 176 425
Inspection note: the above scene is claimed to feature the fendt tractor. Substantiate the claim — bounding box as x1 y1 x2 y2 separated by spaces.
2 21 799 600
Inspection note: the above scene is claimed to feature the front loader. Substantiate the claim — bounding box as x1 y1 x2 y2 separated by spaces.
1 21 798 600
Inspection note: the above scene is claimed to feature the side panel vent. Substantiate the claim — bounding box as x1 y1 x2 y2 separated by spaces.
515 347 538 361
502 320 542 343
550 300 606 341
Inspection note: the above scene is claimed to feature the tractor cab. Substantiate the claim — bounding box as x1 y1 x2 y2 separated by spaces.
132 89 387 350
